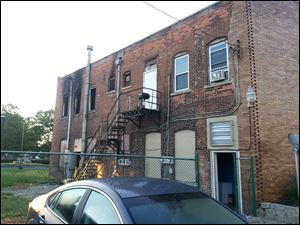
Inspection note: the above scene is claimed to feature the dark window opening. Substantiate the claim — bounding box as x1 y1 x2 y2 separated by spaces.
74 92 81 115
89 88 96 111
63 97 69 117
108 77 115 92
123 71 131 87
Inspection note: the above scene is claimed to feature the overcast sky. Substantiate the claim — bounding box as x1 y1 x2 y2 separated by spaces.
1 1 216 118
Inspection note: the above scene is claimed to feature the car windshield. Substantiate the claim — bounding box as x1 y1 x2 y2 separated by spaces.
123 192 246 224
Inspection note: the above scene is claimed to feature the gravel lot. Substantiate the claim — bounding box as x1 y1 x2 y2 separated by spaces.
1 183 60 199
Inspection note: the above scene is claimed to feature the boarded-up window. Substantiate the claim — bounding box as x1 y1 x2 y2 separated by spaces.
175 130 195 184
210 121 233 145
59 140 68 168
145 133 161 178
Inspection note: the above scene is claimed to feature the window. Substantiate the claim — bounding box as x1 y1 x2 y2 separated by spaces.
74 92 81 115
89 87 96 111
80 191 120 224
145 58 157 71
123 71 131 87
209 41 229 83
174 54 189 92
210 121 233 145
62 97 69 117
51 189 86 223
108 77 115 92
207 116 239 149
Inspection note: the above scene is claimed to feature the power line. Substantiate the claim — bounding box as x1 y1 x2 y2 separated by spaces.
142 1 238 47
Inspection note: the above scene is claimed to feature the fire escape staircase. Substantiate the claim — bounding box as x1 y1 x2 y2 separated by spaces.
73 87 160 181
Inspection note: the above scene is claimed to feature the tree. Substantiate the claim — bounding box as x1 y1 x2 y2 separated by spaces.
28 109 54 151
1 104 54 151
1 104 24 150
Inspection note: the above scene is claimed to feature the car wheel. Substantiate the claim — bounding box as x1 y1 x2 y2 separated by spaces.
26 218 37 224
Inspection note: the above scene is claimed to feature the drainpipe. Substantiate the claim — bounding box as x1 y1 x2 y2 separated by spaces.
115 53 123 122
66 77 73 180
114 53 123 175
80 45 93 174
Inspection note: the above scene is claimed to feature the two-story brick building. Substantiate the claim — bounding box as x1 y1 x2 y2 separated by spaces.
50 1 299 214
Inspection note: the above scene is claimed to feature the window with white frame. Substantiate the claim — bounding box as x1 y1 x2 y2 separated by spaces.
209 41 229 83
174 54 189 92
210 121 233 146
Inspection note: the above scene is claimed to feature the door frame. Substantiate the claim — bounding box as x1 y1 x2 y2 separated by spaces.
143 67 157 110
210 150 243 214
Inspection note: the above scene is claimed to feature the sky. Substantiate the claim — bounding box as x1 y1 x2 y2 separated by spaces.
1 1 216 118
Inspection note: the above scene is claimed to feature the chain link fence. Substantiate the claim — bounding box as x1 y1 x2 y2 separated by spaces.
1 150 198 223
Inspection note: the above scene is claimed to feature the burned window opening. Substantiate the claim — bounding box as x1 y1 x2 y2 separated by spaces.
89 87 96 111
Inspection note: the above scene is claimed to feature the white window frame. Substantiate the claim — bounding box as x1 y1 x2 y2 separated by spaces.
174 54 189 92
208 41 229 83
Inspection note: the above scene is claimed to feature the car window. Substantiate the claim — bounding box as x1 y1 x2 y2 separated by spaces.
80 191 120 224
52 188 86 223
123 192 247 224
48 192 61 209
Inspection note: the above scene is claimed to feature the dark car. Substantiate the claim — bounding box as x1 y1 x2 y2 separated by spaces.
26 177 248 224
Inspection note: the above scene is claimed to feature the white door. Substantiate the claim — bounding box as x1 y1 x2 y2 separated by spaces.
143 68 157 110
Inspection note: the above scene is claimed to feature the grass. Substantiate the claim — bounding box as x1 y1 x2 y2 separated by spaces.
1 168 49 187
1 193 30 222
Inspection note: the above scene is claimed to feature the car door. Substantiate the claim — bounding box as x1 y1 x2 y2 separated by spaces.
77 190 122 224
44 188 87 224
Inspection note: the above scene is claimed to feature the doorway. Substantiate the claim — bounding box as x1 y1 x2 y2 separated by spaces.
143 68 157 110
211 151 242 213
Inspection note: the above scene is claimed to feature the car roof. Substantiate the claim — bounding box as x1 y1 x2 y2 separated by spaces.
72 177 198 199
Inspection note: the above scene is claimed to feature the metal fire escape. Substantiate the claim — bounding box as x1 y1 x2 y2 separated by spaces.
73 87 160 180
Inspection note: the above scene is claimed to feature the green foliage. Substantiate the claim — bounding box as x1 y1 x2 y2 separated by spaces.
1 168 49 187
1 104 54 151
1 104 24 150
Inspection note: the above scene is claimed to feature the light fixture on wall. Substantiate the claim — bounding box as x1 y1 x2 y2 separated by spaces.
246 85 256 108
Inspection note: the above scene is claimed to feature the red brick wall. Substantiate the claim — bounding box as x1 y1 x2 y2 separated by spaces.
250 1 299 203
50 1 299 210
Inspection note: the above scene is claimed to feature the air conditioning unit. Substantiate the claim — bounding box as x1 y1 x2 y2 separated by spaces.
211 70 227 82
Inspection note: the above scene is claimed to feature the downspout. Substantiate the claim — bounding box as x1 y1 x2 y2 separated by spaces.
115 53 123 123
80 45 93 174
66 77 73 180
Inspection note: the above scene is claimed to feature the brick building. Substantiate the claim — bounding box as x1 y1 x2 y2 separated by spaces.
51 1 299 214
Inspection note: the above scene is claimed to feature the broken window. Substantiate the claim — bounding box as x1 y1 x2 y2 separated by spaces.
73 70 82 115
74 92 81 115
123 71 131 87
108 77 115 92
89 87 96 111
62 77 71 117
63 97 69 117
